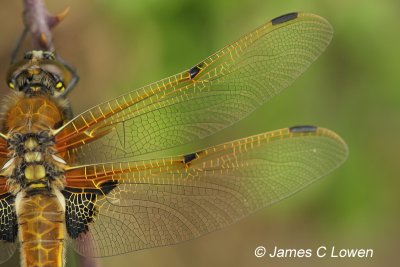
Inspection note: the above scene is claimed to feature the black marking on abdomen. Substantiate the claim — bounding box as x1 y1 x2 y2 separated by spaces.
289 125 317 133
0 193 18 243
189 63 204 79
271 12 298 25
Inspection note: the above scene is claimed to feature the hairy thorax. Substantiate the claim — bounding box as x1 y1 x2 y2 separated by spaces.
1 92 65 133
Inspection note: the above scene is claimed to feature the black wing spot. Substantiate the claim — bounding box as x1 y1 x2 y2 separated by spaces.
289 125 317 133
99 180 118 195
0 193 18 243
189 63 204 79
271 12 298 25
62 180 118 196
62 179 118 239
62 191 97 239
183 152 198 164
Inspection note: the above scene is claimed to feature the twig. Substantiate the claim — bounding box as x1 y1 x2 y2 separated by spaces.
22 0 69 51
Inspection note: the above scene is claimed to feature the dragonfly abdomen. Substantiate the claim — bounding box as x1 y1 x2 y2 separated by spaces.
16 192 66 267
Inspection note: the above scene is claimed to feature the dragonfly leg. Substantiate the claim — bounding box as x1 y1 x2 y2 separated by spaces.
57 55 80 96
11 27 28 64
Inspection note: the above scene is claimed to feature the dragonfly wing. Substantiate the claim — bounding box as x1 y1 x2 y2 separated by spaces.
55 13 333 164
64 126 348 257
0 192 18 264
0 242 17 264
0 141 17 263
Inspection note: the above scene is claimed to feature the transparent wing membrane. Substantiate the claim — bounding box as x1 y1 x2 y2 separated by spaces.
65 127 348 257
55 13 333 164
0 242 17 264
0 12 347 265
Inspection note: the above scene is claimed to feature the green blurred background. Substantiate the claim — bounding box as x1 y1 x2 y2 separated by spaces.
0 0 399 266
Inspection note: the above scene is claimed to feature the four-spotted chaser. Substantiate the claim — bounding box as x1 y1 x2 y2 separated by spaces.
0 12 347 267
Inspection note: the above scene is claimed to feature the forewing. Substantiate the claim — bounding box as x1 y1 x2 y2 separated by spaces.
55 12 334 164
64 126 348 257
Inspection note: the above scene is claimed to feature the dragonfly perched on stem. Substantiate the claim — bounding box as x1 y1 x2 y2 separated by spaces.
0 9 347 267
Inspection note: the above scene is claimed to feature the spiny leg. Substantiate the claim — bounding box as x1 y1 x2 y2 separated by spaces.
11 27 28 64
57 55 80 96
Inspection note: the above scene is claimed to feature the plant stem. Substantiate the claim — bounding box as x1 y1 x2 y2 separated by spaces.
22 0 69 51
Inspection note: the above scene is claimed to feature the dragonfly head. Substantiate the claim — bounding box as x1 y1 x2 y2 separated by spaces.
6 51 73 97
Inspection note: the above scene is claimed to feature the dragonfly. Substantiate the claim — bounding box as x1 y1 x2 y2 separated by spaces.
0 12 347 267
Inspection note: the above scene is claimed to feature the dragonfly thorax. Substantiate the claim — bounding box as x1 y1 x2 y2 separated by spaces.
2 132 66 195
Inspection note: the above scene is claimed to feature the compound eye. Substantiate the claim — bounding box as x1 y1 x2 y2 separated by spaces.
55 81 65 92
23 52 33 60
8 81 15 89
